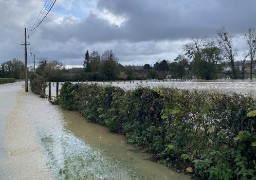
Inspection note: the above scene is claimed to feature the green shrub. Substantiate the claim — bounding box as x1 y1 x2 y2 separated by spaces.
0 78 15 84
58 83 256 179
59 82 79 110
122 87 164 152
30 74 46 97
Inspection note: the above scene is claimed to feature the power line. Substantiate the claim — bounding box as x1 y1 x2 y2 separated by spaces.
28 0 57 36
29 0 55 32
29 0 49 32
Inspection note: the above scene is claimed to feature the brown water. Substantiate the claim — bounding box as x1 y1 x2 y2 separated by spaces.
4 79 255 179
63 111 189 180
0 82 190 180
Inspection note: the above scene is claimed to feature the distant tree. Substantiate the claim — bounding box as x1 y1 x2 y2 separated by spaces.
84 50 91 72
36 59 48 76
1 59 25 79
159 60 169 71
143 64 151 70
169 55 189 79
101 50 114 61
100 50 120 80
185 38 221 80
217 29 237 79
100 59 119 80
124 66 136 80
153 62 160 70
36 59 64 81
89 51 101 72
148 69 159 79
240 60 246 79
245 27 256 79
154 60 169 71
0 64 4 77
191 53 217 80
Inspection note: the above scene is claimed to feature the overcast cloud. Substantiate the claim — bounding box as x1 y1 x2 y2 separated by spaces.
0 0 256 66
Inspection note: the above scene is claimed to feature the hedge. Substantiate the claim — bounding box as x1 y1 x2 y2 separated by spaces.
0 78 15 84
58 82 256 179
30 74 46 97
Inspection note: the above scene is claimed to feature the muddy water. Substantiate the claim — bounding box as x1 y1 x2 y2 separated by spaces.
40 104 189 179
0 82 189 179
62 111 189 180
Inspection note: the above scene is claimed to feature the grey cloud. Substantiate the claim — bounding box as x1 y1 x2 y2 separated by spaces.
40 0 256 44
96 0 256 41
1 0 256 65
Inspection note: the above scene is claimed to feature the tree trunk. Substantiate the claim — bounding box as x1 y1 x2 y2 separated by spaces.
230 54 237 79
250 50 253 79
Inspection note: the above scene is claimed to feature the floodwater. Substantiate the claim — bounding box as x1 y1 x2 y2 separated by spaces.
3 79 255 179
91 79 256 98
0 82 190 180
0 83 19 158
0 82 52 180
62 111 188 179
3 81 256 180
47 79 256 99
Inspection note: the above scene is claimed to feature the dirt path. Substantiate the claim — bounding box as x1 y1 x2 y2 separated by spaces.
0 83 52 180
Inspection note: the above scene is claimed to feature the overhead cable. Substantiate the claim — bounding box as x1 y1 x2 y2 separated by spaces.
28 0 57 36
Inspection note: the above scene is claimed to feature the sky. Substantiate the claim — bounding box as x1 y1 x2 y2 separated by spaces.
0 0 256 67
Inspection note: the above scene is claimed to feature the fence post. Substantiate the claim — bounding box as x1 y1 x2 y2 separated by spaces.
48 81 51 100
56 82 59 98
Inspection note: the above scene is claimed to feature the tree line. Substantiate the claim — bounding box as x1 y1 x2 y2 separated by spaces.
0 59 25 79
1 28 256 81
79 28 256 81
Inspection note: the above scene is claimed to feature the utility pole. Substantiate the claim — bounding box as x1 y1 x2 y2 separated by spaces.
21 28 30 92
33 54 36 73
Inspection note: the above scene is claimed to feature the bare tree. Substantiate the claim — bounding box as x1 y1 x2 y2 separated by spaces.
184 38 201 60
184 37 221 80
245 28 256 79
185 37 221 63
217 29 237 79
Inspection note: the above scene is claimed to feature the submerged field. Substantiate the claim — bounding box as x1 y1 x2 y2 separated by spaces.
56 80 256 179
47 79 256 99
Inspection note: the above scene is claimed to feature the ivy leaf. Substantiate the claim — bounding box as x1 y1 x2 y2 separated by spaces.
186 167 193 173
247 110 256 117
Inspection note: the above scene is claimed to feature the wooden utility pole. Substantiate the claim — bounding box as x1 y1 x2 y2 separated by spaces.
56 82 59 97
48 81 51 100
33 54 36 73
21 28 30 92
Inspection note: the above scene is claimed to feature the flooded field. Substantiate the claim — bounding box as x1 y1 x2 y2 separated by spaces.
93 79 256 98
1 80 256 179
48 79 256 99
0 82 189 180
